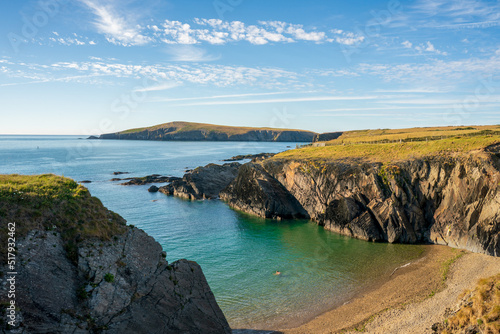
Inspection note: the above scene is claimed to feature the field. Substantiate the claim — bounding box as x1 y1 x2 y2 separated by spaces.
274 125 500 163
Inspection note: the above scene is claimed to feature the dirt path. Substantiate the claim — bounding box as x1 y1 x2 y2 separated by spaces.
281 246 500 334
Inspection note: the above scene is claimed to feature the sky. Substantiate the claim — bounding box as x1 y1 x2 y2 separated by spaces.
1 0 500 135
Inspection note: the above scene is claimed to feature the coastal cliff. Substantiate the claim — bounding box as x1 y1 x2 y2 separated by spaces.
220 145 500 256
156 128 500 256
0 174 230 333
95 121 316 142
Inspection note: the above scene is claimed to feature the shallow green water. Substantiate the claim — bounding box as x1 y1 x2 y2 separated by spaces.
0 136 425 329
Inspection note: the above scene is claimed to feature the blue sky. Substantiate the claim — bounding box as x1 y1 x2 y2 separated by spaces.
1 0 500 134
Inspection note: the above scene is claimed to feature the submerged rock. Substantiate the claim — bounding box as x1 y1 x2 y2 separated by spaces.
148 185 159 192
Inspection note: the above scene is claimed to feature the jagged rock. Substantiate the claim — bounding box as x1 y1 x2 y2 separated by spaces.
148 185 159 192
159 162 241 200
220 163 309 220
0 176 231 334
220 150 500 256
113 172 129 175
1 228 230 333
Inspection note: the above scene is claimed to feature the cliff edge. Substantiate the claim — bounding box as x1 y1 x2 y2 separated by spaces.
220 138 500 256
0 174 230 333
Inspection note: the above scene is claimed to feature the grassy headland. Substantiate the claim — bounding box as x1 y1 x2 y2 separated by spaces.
0 174 126 262
274 125 500 163
118 121 316 136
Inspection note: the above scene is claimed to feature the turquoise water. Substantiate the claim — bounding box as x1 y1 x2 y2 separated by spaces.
0 135 425 329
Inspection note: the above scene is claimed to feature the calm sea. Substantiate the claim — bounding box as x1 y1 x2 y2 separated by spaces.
0 135 424 329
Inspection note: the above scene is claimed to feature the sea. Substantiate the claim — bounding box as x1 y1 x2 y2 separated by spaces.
0 135 425 330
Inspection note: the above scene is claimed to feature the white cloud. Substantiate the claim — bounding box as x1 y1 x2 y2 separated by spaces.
402 40 413 48
79 0 150 46
155 19 356 45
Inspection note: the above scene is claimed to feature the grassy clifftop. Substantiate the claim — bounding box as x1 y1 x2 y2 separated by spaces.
0 174 126 261
274 125 500 163
119 121 315 135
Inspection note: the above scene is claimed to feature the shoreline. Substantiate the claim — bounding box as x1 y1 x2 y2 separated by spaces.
276 245 499 334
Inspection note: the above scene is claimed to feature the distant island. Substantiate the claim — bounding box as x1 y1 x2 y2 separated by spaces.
90 121 318 142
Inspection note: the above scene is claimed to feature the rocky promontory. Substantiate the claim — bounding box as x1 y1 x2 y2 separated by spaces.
159 162 240 200
156 138 500 256
93 121 317 142
0 174 230 333
220 147 500 256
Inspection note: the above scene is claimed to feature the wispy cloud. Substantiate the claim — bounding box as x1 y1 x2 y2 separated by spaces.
134 82 180 93
148 91 293 102
171 95 379 107
412 0 500 29
163 45 220 62
79 0 150 46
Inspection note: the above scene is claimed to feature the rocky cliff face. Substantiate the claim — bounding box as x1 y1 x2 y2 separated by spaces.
220 148 500 256
0 178 231 333
159 163 240 200
99 128 316 142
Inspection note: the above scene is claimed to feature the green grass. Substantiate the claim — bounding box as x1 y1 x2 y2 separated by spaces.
0 174 126 263
323 125 500 145
274 135 500 163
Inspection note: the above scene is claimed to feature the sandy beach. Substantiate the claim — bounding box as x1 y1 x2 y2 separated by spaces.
280 245 500 334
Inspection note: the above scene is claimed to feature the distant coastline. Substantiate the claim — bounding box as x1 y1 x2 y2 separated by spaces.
89 121 318 142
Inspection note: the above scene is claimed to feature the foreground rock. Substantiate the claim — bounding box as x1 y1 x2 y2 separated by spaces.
159 162 240 200
221 147 500 256
0 174 230 334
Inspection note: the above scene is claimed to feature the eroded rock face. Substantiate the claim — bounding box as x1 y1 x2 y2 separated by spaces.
1 228 231 333
220 163 309 220
159 162 241 200
221 152 500 256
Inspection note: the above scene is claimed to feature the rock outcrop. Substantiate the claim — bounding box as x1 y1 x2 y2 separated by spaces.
0 175 231 334
220 163 309 220
118 174 181 185
222 153 276 162
159 162 241 200
220 148 500 256
312 132 343 142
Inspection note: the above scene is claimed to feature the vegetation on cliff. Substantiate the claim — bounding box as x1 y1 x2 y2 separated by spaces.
0 174 231 333
0 174 126 261
275 125 500 162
